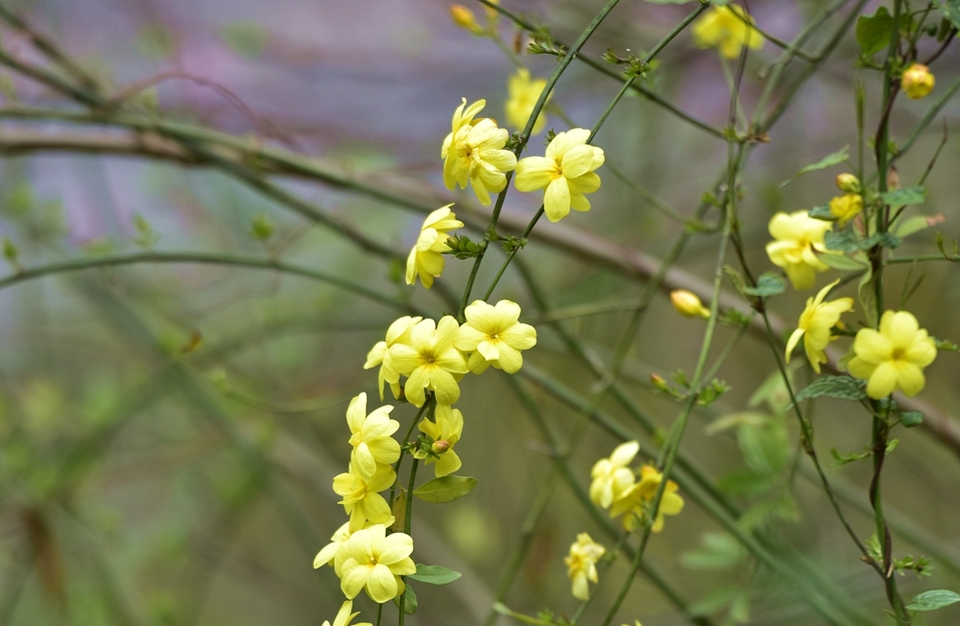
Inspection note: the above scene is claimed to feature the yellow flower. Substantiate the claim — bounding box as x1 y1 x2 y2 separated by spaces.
835 173 860 193
590 441 639 510
765 210 833 290
442 99 517 205
455 299 538 374
321 600 373 626
902 63 935 99
848 310 937 399
314 520 396 576
505 68 549 135
785 280 854 374
364 315 423 400
692 5 764 59
388 316 469 407
340 524 416 603
515 129 604 222
564 532 605 601
417 404 463 477
405 205 463 289
333 463 396 531
449 5 482 34
829 193 863 227
670 289 710 319
346 393 401 480
611 465 684 533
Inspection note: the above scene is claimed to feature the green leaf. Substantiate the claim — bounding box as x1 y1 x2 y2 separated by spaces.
901 411 924 427
934 1 960 30
689 588 742 616
413 475 477 503
738 421 788 477
857 7 894 56
831 446 872 466
681 533 746 571
393 585 418 614
794 375 867 403
808 204 835 221
819 251 870 271
893 213 946 238
407 564 462 585
220 21 270 59
781 146 849 187
881 185 926 208
706 412 768 435
825 229 901 253
718 470 773 498
741 272 786 297
906 589 960 612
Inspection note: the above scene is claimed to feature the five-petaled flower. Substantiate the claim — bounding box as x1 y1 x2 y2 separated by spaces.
765 210 833 290
389 316 469 407
406 205 464 289
417 404 464 477
332 463 397 531
455 299 538 374
442 99 517 205
345 393 401 480
505 68 549 135
364 316 423 400
785 280 854 374
589 441 640 510
515 128 605 222
692 4 764 59
565 532 606 601
610 465 685 533
848 310 937 399
339 524 417 603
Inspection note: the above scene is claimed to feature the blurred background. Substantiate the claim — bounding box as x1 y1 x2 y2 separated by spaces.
0 0 958 624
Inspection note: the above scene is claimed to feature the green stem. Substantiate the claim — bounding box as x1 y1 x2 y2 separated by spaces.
397 458 420 625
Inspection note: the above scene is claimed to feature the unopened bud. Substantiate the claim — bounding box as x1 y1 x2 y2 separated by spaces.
829 193 863 227
450 5 482 34
670 289 710 319
650 374 669 392
901 63 935 100
431 440 451 454
835 173 860 193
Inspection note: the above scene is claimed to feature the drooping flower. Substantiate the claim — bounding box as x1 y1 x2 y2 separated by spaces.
417 404 463 477
442 99 517 205
564 532 606 601
364 316 423 400
388 316 469 407
670 289 710 319
505 68 549 135
848 310 937 399
829 193 863 227
321 600 373 626
333 463 397 531
692 4 764 59
902 63 935 100
589 441 639 510
345 393 401 480
339 524 416 603
611 465 684 533
785 279 854 374
515 128 605 222
405 205 463 289
455 299 537 374
765 210 833 290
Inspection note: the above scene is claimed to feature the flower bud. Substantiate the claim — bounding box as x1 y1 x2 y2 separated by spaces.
431 440 451 454
670 289 711 318
835 173 860 193
650 374 669 392
829 193 863 227
901 63 934 100
450 5 482 34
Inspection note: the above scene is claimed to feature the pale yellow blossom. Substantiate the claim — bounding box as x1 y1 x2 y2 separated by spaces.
829 193 863 227
455 299 537 374
848 310 937 399
345 393 400 480
785 280 854 374
611 465 684 533
765 210 833 290
364 316 422 400
405 205 463 289
333 463 396 531
505 68 549 135
902 63 935 99
340 524 416 603
389 316 469 407
565 532 605 601
321 600 372 626
442 99 517 205
590 441 639 510
515 128 604 222
417 404 463 477
692 5 764 59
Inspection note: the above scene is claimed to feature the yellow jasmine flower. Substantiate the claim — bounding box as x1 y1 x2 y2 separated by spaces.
449 5 482 35
902 63 935 99
670 289 710 319
442 99 517 205
417 404 463 477
515 128 605 222
455 299 538 374
785 280 854 374
692 5 764 59
314 521 353 575
322 600 373 626
405 205 464 289
505 68 549 135
848 310 937 399
612 465 684 533
346 393 401 480
333 463 397 531
564 532 606 601
339 524 416 603
389 316 469 407
589 441 639 510
829 193 863 227
765 210 833 290
364 316 423 400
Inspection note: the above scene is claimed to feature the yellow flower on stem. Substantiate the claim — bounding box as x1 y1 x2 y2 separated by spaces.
449 5 482 35
670 289 711 319
455 299 537 374
765 210 833 290
364 315 422 400
785 279 854 374
829 193 863 227
589 441 639 509
848 310 937 399
692 4 764 59
345 393 401 480
901 63 935 99
505 68 549 135
611 465 684 533
339 524 416 603
405 205 463 289
515 128 604 222
313 521 352 575
333 463 396 531
442 99 517 205
389 316 469 407
417 404 463 477
565 532 606 601
321 600 373 626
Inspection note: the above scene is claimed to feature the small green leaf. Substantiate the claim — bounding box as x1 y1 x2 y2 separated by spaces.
881 186 926 208
893 213 946 238
681 533 746 570
824 229 860 253
741 272 786 297
794 375 867 403
738 421 788 477
808 204 835 221
781 146 849 187
819 251 870 271
934 1 960 30
393 585 418 614
857 7 894 56
408 564 462 585
413 475 477 503
906 589 960 612
901 411 924 427
831 446 872 466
